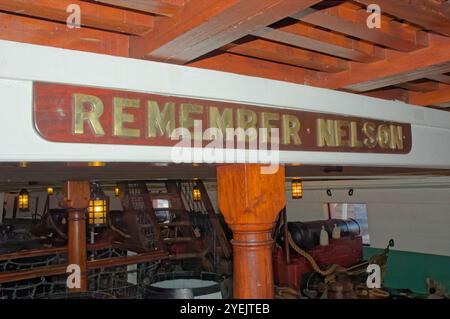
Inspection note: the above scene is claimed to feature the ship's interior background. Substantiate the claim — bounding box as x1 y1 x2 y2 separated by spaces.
0 0 450 300
0 162 448 299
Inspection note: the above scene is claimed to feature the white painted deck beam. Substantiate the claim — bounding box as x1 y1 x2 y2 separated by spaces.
0 40 450 168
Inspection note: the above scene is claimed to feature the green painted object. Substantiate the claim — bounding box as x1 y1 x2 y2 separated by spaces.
363 247 450 295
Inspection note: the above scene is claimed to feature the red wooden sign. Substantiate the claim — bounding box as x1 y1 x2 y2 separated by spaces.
33 82 412 154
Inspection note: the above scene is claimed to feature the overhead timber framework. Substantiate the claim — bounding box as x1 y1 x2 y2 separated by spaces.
1 0 450 108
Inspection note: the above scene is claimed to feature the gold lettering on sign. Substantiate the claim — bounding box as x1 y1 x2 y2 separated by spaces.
377 124 390 149
350 121 363 148
209 107 233 139
363 122 377 148
390 125 404 150
335 120 350 147
317 118 336 147
180 103 203 132
236 109 257 142
73 94 105 136
113 98 140 137
147 101 175 138
261 112 279 143
281 115 301 145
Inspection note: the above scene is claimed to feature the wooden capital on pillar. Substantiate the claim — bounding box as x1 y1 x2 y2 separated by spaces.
62 181 90 293
217 164 285 299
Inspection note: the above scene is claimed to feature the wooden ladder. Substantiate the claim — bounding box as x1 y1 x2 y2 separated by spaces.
117 181 166 253
115 180 231 272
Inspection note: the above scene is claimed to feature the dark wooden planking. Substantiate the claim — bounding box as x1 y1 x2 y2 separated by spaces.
308 34 450 91
130 0 322 63
0 12 130 56
252 27 382 63
353 0 450 36
0 0 153 35
222 38 348 72
292 4 427 51
90 0 182 17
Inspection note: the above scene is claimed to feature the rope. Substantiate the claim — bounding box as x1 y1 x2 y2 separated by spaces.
287 232 390 299
107 215 131 239
287 232 345 276
370 288 390 298
48 213 67 240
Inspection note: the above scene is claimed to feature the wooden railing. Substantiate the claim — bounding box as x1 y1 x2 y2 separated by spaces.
0 243 169 284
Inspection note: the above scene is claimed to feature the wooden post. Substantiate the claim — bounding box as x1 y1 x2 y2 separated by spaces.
282 208 290 265
217 164 285 299
62 181 90 292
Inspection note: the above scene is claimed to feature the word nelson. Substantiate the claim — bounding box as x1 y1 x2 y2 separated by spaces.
71 93 409 154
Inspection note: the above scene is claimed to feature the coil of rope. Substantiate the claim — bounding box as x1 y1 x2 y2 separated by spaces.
287 232 347 276
287 232 390 298
107 215 131 239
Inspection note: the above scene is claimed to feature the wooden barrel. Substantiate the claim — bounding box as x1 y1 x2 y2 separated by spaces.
143 272 231 299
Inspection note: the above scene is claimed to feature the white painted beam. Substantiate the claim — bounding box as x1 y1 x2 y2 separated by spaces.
0 40 450 168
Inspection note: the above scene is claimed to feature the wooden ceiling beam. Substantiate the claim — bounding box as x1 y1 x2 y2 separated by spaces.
353 0 450 36
0 12 129 57
308 34 450 91
409 84 450 106
129 0 322 63
427 74 450 85
251 26 384 63
188 52 319 86
261 21 385 62
395 81 440 93
222 38 348 73
291 4 427 52
89 0 182 17
0 0 153 35
362 88 409 102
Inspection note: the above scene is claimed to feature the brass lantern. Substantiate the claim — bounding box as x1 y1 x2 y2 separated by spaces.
18 189 29 211
192 185 201 202
291 178 303 199
114 186 120 197
88 183 108 226
47 187 54 195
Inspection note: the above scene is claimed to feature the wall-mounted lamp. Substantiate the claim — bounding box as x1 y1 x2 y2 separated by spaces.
192 184 201 202
88 183 108 226
291 178 303 199
47 187 54 195
18 189 29 211
88 162 106 167
114 186 120 197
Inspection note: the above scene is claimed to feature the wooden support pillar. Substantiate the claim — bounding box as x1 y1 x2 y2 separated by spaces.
62 181 90 292
217 164 285 299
